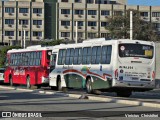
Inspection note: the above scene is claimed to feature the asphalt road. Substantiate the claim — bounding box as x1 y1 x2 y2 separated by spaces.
0 87 160 120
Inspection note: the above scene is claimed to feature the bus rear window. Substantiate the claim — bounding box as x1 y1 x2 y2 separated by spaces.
119 44 154 59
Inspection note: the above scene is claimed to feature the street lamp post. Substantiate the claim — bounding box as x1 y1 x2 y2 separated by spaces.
21 22 23 47
75 21 78 44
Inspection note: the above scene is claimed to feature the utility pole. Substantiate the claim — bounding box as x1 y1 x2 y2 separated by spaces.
24 30 26 48
21 23 23 47
130 11 133 40
75 21 78 44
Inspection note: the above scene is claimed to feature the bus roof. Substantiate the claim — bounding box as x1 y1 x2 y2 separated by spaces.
52 38 154 50
7 45 54 53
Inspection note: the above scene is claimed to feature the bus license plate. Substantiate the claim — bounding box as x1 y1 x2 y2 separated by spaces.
132 77 139 80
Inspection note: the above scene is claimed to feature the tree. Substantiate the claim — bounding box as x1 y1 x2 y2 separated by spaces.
40 39 65 46
107 9 160 41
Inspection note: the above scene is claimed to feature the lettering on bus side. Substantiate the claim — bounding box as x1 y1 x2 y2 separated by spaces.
119 66 133 69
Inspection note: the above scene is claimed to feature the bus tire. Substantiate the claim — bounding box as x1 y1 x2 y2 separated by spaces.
57 79 62 91
116 91 132 97
9 75 13 86
51 86 56 90
86 78 93 94
37 85 41 89
26 76 31 89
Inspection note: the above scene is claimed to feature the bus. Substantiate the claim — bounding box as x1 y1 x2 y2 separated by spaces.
4 45 52 88
49 38 155 97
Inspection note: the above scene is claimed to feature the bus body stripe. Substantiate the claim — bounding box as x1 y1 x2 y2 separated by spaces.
63 69 112 80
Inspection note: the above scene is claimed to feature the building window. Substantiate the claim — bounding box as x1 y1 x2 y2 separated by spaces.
88 10 97 15
114 11 123 16
88 33 96 38
87 0 94 4
5 7 14 13
88 21 96 26
5 31 14 36
101 33 110 38
33 31 42 37
101 22 108 27
109 1 116 4
33 8 42 14
74 32 83 37
5 19 14 24
152 12 160 17
101 10 110 16
19 8 29 13
140 12 148 17
61 21 70 26
61 9 70 14
153 23 160 28
19 31 29 36
61 0 68 2
61 32 70 37
74 21 83 26
95 0 108 4
75 0 81 3
33 20 42 25
19 20 28 25
75 10 84 15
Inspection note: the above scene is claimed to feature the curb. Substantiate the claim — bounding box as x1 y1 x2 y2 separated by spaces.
67 94 160 109
1 85 160 109
134 92 160 96
0 86 15 90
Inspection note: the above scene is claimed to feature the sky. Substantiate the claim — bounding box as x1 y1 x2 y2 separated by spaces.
128 0 160 6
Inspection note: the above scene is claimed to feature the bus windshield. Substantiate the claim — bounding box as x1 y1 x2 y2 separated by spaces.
119 43 154 59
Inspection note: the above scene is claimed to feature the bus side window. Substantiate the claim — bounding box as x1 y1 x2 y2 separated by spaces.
101 45 112 64
65 49 70 65
92 47 97 64
73 48 78 64
58 49 66 65
96 46 101 64
78 48 82 64
69 48 74 65
86 47 91 64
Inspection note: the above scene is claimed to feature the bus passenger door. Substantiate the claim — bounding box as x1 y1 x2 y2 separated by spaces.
50 54 57 73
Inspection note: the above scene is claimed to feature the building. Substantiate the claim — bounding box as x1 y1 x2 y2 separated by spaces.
1 0 160 45
44 0 160 42
0 0 44 45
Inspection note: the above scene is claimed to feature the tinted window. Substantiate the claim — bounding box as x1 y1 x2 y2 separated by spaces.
91 46 101 64
119 44 153 59
73 48 82 64
101 45 112 64
82 47 91 64
58 49 66 65
69 48 74 65
65 49 70 65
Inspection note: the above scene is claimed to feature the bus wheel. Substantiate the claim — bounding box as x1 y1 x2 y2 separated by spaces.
37 85 41 89
9 75 13 86
116 91 132 97
51 86 56 90
57 80 62 91
86 78 93 94
26 76 31 89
